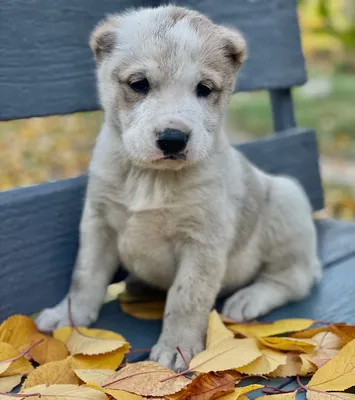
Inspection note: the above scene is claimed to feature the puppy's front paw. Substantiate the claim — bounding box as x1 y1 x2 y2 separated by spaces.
35 298 98 332
150 337 204 372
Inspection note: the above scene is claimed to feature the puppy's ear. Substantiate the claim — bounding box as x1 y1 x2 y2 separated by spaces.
90 16 119 62
220 27 247 72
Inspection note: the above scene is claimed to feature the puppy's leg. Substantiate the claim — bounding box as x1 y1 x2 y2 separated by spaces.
150 246 226 371
222 256 321 321
36 201 119 331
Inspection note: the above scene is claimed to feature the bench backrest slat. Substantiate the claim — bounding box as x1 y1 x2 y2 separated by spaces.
0 0 306 120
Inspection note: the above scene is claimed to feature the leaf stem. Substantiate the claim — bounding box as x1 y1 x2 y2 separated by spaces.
296 376 349 400
176 346 189 369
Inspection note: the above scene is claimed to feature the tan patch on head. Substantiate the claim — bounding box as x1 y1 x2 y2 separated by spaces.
90 16 119 61
168 7 189 23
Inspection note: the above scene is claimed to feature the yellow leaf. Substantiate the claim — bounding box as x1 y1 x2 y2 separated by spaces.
189 338 262 373
228 319 313 338
71 344 129 369
19 384 108 400
307 392 355 400
237 347 287 375
328 324 355 346
0 362 11 375
308 339 355 391
256 393 297 400
0 342 34 376
292 327 329 339
22 358 79 389
0 315 38 351
206 311 234 349
86 383 144 400
29 332 69 365
0 375 22 392
73 369 116 385
66 328 127 356
259 337 317 353
53 327 73 343
269 353 302 378
299 353 316 376
120 301 165 320
215 384 264 400
102 361 190 397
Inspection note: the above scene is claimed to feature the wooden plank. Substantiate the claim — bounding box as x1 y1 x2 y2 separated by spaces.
0 0 306 120
0 129 322 319
269 89 296 133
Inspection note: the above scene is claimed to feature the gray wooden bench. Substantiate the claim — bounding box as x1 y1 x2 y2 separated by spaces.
1 0 355 394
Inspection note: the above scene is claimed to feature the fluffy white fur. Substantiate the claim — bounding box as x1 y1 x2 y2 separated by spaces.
36 5 322 371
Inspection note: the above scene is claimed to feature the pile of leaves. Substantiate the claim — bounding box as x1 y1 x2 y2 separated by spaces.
0 311 355 400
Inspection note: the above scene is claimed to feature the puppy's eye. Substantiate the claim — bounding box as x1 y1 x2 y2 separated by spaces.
129 78 150 94
196 82 212 98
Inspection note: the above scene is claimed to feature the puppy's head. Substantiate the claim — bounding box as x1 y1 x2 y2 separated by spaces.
90 6 246 169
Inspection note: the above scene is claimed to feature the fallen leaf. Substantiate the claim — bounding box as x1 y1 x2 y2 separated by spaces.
0 362 11 375
189 338 262 373
54 327 127 345
268 352 302 378
259 337 317 353
66 329 127 356
206 311 234 349
308 338 355 391
292 327 330 339
209 383 264 400
120 301 165 320
22 358 79 389
309 332 343 368
71 345 129 370
256 393 296 400
29 332 69 365
329 324 355 345
176 371 235 400
102 361 190 397
20 384 107 400
0 315 38 351
73 369 116 385
307 392 355 400
0 342 34 376
86 383 144 400
299 353 317 376
0 375 22 392
228 319 313 338
237 347 287 375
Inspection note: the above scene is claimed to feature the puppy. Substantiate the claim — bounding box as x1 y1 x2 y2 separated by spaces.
36 5 322 371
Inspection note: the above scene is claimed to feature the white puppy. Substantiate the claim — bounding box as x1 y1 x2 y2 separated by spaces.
36 5 322 371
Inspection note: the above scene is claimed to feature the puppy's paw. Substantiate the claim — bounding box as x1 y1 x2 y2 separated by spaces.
222 284 273 322
150 337 204 372
35 298 98 332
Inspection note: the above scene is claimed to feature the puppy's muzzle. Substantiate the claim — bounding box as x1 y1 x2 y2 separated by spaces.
156 129 189 156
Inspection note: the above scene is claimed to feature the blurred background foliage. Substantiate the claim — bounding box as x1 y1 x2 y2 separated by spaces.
0 0 354 220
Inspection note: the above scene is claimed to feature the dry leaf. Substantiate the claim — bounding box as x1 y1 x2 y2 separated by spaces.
309 332 343 368
66 329 127 356
71 345 129 370
299 353 317 376
22 358 79 389
53 327 126 345
0 342 34 376
20 384 107 400
176 372 235 400
292 327 330 339
307 392 355 400
120 301 165 320
206 311 234 349
29 332 69 365
259 337 317 353
210 383 264 400
308 338 355 391
268 352 302 378
328 324 355 345
102 361 190 397
0 362 11 375
237 347 287 375
0 315 38 351
0 375 22 392
228 319 313 338
189 338 261 373
256 393 296 400
73 369 116 385
86 383 144 400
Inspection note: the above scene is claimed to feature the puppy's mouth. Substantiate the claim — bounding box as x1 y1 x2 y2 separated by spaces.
163 153 186 161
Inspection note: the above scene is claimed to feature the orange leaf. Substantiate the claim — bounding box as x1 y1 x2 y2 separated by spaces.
0 315 38 351
176 372 235 400
29 332 69 365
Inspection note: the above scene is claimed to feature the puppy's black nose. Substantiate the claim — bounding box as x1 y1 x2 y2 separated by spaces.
156 129 189 154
